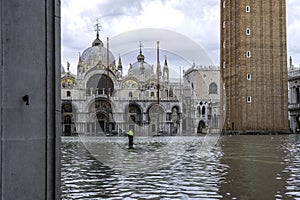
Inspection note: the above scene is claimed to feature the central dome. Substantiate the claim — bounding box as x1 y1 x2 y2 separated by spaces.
127 44 155 79
80 37 115 69
130 60 154 77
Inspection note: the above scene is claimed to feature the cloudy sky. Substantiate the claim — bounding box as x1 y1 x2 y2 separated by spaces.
62 0 300 73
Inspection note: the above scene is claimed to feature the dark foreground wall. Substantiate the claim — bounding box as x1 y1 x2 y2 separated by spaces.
0 0 60 199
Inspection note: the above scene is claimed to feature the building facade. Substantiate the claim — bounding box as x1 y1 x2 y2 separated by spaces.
184 64 221 134
220 1 289 133
288 57 300 133
61 33 221 136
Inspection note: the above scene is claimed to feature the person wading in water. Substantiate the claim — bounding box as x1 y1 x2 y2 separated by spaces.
127 129 134 149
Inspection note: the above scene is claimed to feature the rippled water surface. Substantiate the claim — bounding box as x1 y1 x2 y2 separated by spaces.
61 135 300 199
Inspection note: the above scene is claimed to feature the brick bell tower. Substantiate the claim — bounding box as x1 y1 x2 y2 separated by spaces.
220 0 289 134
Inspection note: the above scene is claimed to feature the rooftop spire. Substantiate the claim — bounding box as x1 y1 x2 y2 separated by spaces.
137 41 145 62
78 52 82 61
94 19 101 39
118 54 122 69
92 19 103 46
67 61 70 72
77 52 83 66
139 41 142 55
290 56 294 70
163 55 169 82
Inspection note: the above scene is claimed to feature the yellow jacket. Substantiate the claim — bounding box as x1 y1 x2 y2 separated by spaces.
127 129 134 136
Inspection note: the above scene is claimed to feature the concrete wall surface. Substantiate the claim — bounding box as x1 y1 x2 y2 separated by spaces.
0 0 60 199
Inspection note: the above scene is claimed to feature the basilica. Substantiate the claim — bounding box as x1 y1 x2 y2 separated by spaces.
61 32 221 136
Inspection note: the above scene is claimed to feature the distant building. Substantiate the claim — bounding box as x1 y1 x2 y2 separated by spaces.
220 1 289 133
184 63 221 134
61 32 221 136
288 57 300 133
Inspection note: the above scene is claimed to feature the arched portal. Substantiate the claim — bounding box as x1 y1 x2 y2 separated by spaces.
170 106 180 135
197 120 206 133
125 103 142 125
63 115 72 136
147 104 165 134
89 98 113 134
96 112 109 133
124 103 142 132
62 101 76 136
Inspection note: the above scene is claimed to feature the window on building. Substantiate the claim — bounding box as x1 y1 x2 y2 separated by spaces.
223 41 226 48
247 96 252 103
64 115 72 124
67 91 71 97
202 106 206 115
223 21 226 28
209 82 218 94
246 5 251 13
247 73 251 80
246 28 251 35
151 92 155 97
169 89 173 97
165 90 169 97
223 61 226 68
129 91 133 97
223 1 226 8
246 51 251 58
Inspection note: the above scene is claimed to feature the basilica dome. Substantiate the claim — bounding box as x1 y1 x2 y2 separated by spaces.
80 37 115 69
130 60 154 78
128 49 155 79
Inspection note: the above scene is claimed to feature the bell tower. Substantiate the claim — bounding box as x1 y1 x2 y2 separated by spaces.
220 0 289 133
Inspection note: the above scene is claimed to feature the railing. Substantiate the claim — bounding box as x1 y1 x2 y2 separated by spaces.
127 96 180 102
289 70 300 77
85 90 181 102
288 103 300 110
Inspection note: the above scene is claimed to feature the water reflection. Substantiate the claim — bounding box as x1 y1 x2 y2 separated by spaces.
78 136 220 173
61 136 226 199
219 135 287 199
283 135 300 198
61 135 300 199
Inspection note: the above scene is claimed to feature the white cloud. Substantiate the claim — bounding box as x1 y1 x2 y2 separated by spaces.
61 0 300 72
140 0 185 27
287 0 300 67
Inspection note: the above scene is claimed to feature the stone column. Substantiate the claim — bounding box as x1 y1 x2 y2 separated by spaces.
0 0 60 199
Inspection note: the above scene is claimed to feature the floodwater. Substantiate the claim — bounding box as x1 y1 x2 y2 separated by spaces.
61 135 300 199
